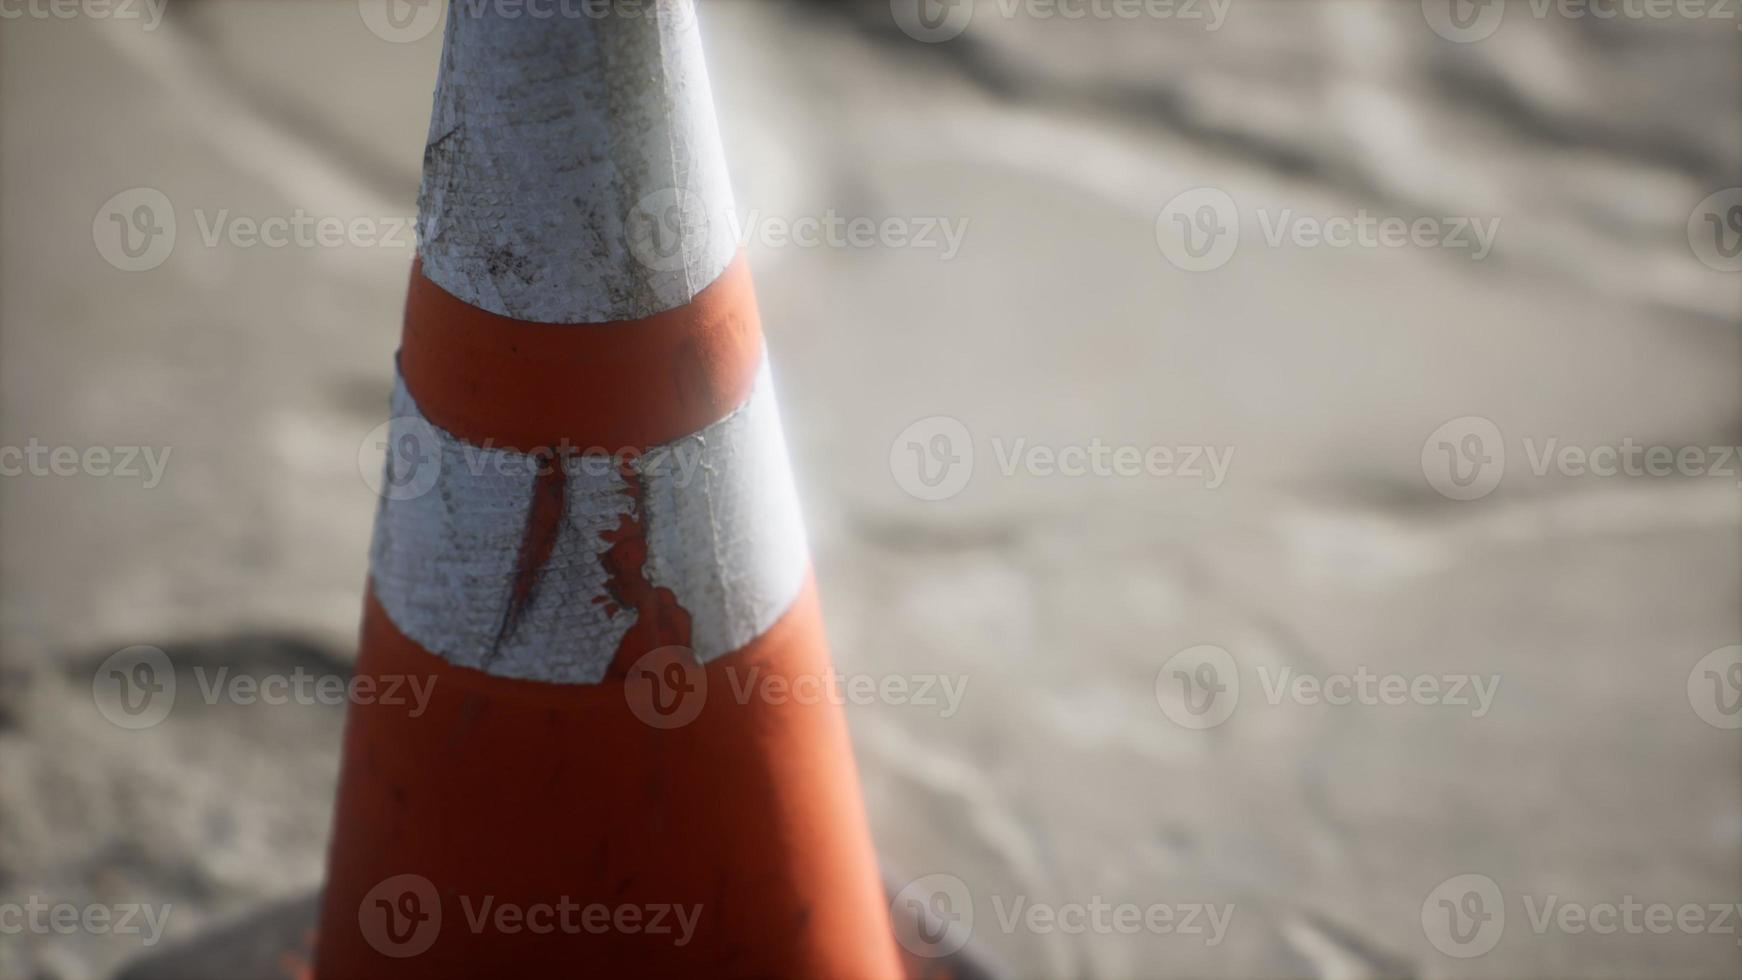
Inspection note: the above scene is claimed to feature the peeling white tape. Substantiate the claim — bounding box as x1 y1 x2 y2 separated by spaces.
368 362 809 683
417 2 739 324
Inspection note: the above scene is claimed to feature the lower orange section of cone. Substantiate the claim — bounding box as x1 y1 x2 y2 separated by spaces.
313 575 900 979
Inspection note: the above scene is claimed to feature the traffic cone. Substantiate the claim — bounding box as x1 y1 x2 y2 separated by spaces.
312 5 900 977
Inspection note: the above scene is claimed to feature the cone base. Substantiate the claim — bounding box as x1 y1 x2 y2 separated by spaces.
114 890 998 980
312 574 900 979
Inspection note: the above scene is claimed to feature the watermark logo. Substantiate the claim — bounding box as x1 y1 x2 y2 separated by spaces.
1425 418 1742 501
1689 645 1742 730
1421 0 1506 42
360 874 442 958
891 875 1236 952
360 417 444 502
93 187 175 272
891 873 975 958
362 422 716 504
97 190 428 269
1158 647 1500 728
1156 188 1240 272
626 187 728 274
1422 874 1505 958
1425 874 1742 957
92 645 175 730
623 645 708 730
1689 188 1742 273
358 0 442 42
891 418 1233 501
1425 0 1742 43
1154 644 1239 730
890 0 975 42
622 647 969 729
358 875 701 954
890 416 975 502
91 647 438 729
1422 416 1505 501
1159 190 1500 270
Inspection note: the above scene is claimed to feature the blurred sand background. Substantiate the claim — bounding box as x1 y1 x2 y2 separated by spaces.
1 1 1739 977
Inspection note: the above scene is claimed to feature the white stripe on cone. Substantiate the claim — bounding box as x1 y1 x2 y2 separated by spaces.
417 2 739 324
368 361 809 683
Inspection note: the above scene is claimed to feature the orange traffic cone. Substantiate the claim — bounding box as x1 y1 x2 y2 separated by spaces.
313 5 899 977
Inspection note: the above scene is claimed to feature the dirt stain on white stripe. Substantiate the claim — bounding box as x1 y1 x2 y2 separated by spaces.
485 450 571 666
599 460 695 681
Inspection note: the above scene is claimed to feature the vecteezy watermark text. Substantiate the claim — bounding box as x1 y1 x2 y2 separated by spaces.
1155 645 1501 730
889 873 1234 959
91 645 436 730
0 440 171 488
1422 874 1742 959
1157 188 1501 271
736 209 969 260
192 209 415 251
1422 416 1742 501
358 874 700 958
359 0 698 44
1422 0 1742 44
93 188 419 273
457 896 700 946
0 0 164 27
360 421 709 503
991 438 1233 487
890 0 1233 43
890 416 1234 502
0 898 172 947
622 646 969 729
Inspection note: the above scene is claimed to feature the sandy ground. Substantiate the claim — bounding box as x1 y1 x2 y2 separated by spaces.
1 2 1738 978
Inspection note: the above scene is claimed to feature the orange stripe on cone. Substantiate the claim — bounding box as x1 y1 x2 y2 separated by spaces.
399 253 766 453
